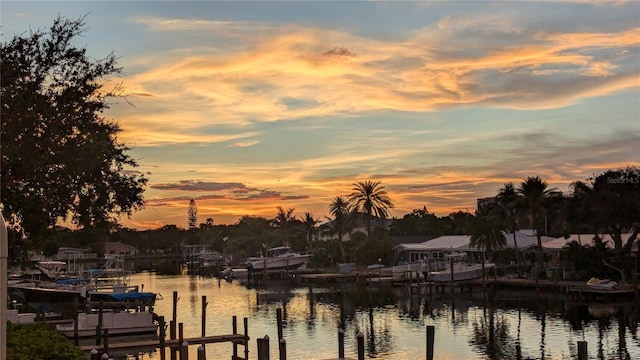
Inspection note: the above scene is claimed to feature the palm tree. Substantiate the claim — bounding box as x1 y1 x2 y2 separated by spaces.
497 183 521 265
328 196 353 263
300 212 319 250
469 205 507 284
517 176 554 286
348 180 394 237
272 206 296 247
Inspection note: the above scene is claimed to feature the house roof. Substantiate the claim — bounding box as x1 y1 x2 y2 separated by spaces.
394 230 558 252
394 235 471 251
543 233 639 250
105 241 137 250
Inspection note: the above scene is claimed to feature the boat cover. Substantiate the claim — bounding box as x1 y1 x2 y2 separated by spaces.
104 292 157 301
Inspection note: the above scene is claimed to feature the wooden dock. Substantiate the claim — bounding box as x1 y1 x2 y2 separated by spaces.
79 333 249 351
300 272 365 284
566 285 639 303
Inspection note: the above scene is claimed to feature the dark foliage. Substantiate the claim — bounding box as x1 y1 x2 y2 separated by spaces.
7 322 85 360
1 15 147 241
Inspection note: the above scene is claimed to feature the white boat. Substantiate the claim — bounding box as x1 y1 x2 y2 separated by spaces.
221 267 249 280
56 311 158 338
422 252 494 282
388 262 426 280
245 246 309 271
36 260 68 280
586 277 617 290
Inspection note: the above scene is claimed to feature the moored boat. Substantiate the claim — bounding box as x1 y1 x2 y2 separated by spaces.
245 246 309 271
55 311 158 338
422 252 494 282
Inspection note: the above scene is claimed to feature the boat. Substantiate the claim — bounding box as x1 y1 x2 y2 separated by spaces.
7 254 158 311
55 310 158 338
221 267 249 281
586 277 618 290
183 249 231 275
245 246 309 271
35 260 68 280
422 252 494 282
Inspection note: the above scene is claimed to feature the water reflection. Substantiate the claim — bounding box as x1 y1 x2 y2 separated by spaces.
129 274 639 360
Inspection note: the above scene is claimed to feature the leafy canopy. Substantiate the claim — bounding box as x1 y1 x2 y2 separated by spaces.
1 15 147 239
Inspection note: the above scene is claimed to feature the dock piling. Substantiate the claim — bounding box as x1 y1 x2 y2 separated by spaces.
577 341 587 360
338 328 345 359
276 308 283 340
257 335 270 360
180 341 189 360
171 290 178 360
90 349 99 360
159 316 166 360
357 331 364 360
197 345 206 360
201 296 208 348
279 338 286 360
102 328 109 356
232 316 238 359
244 317 249 360
426 325 435 360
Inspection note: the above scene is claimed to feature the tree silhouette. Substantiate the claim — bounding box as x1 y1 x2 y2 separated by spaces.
517 176 554 285
349 180 394 237
327 196 353 262
496 183 521 265
188 199 198 231
1 15 147 241
301 212 319 250
272 206 296 247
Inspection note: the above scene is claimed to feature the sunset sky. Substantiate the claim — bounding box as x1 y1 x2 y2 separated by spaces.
2 1 639 230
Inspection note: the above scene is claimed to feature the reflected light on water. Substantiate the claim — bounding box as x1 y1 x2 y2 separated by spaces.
116 273 639 360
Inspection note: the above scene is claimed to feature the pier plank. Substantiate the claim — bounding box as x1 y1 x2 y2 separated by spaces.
80 333 249 351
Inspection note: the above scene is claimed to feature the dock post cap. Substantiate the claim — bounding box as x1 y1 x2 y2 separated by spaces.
357 331 364 338
280 337 286 344
90 349 98 354
338 328 345 334
101 353 109 359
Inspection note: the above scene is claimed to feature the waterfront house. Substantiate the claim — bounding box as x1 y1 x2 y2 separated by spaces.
393 230 557 265
105 241 138 256
543 233 639 269
53 247 98 274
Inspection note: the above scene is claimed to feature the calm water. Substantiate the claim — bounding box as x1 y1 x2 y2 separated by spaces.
119 272 639 360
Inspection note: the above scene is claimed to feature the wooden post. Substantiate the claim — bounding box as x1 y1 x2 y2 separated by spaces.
232 316 238 360
450 257 454 291
179 323 184 353
244 317 249 360
90 349 99 360
73 295 79 345
577 341 587 360
159 316 166 360
102 328 109 356
170 320 177 360
276 308 283 341
180 341 189 360
279 338 286 360
95 301 103 346
197 345 206 360
357 331 364 360
201 296 207 348
257 335 270 360
73 310 79 346
171 291 179 360
338 328 345 359
426 325 435 360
